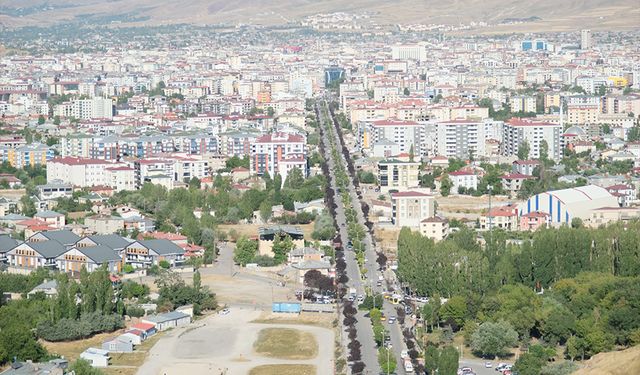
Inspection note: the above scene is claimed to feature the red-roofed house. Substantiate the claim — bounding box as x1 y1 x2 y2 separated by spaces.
480 204 519 231
512 159 541 176
391 191 435 228
606 184 636 207
448 170 478 193
520 211 550 231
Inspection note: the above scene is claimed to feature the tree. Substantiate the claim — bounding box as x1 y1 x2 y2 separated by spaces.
517 141 530 160
440 175 453 197
440 296 468 329
539 139 549 161
0 327 47 364
68 359 104 375
20 195 36 217
438 346 460 375
234 236 258 266
37 115 45 125
404 87 410 96
284 167 304 189
53 115 61 125
471 321 519 358
271 233 294 264
424 345 440 374
378 347 397 373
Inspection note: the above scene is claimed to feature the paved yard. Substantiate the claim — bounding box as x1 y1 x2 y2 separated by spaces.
136 307 333 375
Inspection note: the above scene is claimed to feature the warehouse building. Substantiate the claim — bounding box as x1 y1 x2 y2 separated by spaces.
518 185 619 226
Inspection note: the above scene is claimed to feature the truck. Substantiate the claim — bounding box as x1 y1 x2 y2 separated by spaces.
272 302 301 314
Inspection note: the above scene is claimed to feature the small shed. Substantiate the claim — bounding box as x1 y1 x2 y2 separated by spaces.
80 347 110 367
102 336 134 353
141 310 191 331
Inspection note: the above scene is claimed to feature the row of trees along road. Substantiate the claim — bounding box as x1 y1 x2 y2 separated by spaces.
397 223 640 373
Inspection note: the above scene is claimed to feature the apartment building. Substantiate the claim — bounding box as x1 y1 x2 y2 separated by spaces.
448 170 479 192
250 132 307 182
0 143 54 169
123 240 186 269
359 119 425 156
434 120 486 159
54 97 114 119
391 191 435 229
419 217 449 242
377 159 420 193
510 96 536 113
501 118 562 161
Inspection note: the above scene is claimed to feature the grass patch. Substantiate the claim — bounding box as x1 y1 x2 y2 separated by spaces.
252 312 334 329
253 328 318 360
42 331 123 362
249 364 316 375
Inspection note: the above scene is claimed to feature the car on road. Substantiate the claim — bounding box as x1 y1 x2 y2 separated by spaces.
219 308 230 315
376 280 383 287
485 362 493 368
347 295 355 302
401 350 409 359
357 295 365 303
388 316 396 324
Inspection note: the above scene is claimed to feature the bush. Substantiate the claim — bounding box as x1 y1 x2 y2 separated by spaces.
122 264 135 274
126 306 146 318
251 255 279 267
159 260 170 269
37 312 124 342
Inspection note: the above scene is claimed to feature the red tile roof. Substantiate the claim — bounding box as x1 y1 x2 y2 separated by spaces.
391 191 431 198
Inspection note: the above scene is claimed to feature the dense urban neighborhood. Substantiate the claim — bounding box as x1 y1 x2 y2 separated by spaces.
0 5 639 375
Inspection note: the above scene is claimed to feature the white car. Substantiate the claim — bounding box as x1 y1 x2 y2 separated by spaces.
401 350 409 359
485 362 493 368
219 308 230 315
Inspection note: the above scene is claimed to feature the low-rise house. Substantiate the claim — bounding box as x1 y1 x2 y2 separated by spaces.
102 336 134 353
293 198 325 214
606 184 637 207
0 213 29 228
28 229 81 247
258 225 305 256
500 173 534 197
512 159 540 176
291 259 333 284
143 231 188 246
33 210 66 229
391 191 435 229
1 359 67 374
141 310 191 331
480 204 519 231
56 245 121 274
519 211 550 231
85 215 125 234
27 279 58 298
288 247 325 264
124 239 186 268
80 348 110 367
588 206 640 227
36 182 73 200
130 322 157 337
0 197 19 216
6 240 67 270
419 217 449 242
76 234 130 254
0 173 21 188
0 234 19 262
448 170 479 193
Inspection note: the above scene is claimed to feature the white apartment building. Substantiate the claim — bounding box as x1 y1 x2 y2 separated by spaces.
448 170 479 192
391 44 427 61
359 119 426 156
391 191 435 229
434 120 486 159
501 118 562 161
54 97 114 120
377 159 421 193
47 157 134 191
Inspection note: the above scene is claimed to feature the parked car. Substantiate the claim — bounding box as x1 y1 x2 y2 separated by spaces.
219 308 230 315
388 316 396 324
485 362 493 368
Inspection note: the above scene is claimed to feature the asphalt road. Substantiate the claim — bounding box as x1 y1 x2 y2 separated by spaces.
318 102 382 374
319 99 412 374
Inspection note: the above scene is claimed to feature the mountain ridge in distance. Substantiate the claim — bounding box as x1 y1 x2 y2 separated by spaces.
0 0 638 31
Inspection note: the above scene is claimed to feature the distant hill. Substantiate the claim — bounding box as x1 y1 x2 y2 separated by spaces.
0 0 638 31
573 346 640 375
